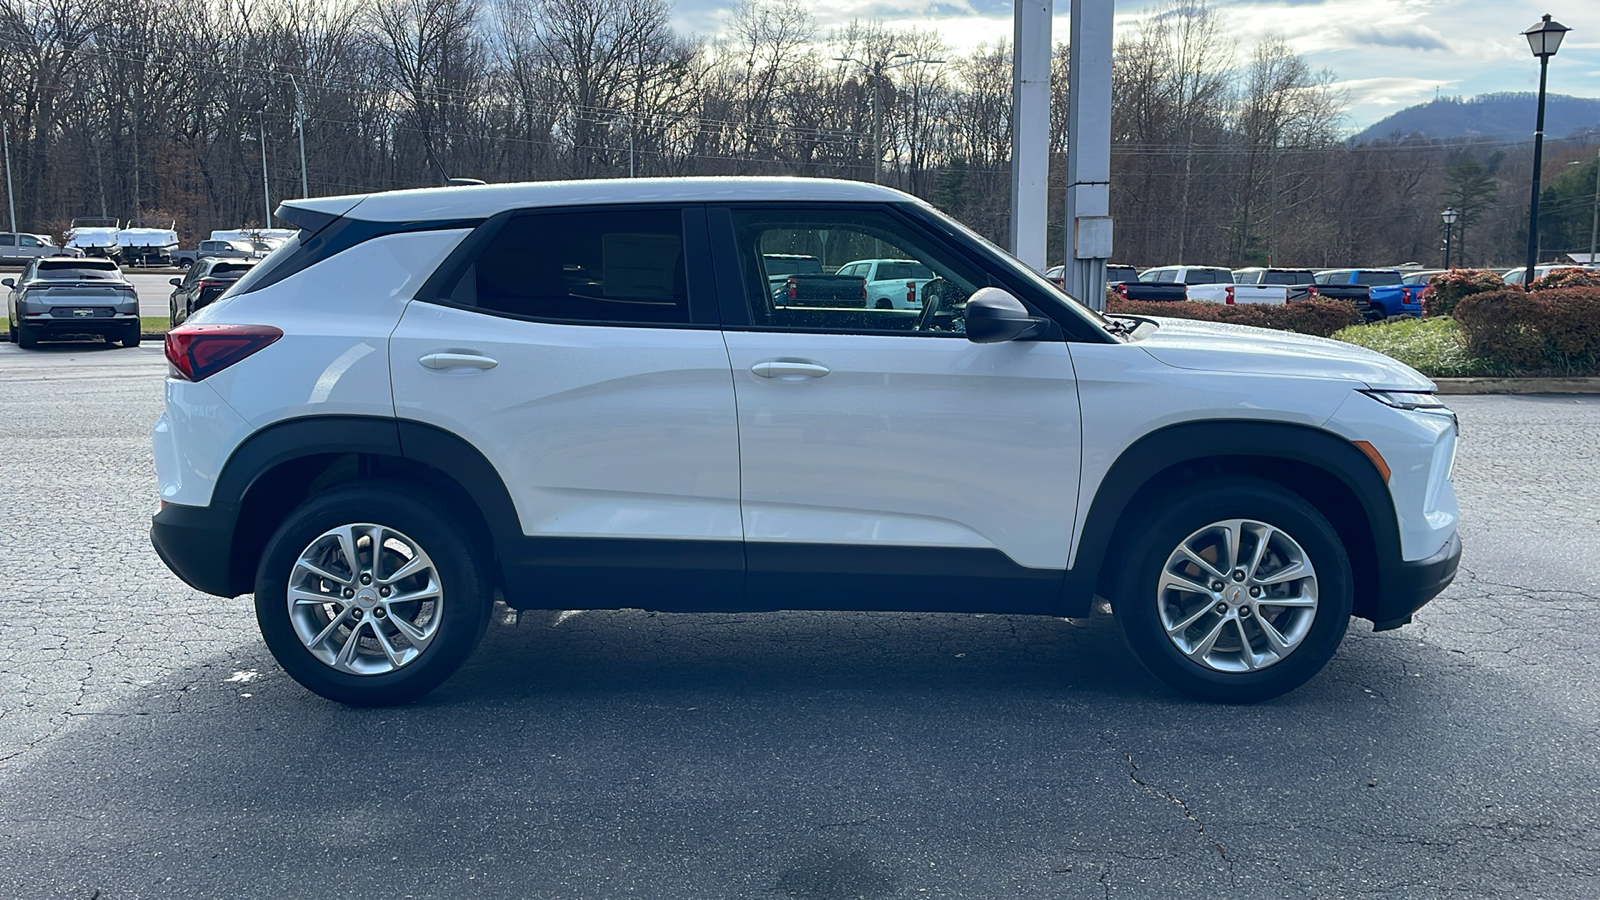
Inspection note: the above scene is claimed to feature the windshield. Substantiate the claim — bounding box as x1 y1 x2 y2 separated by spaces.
1356 271 1402 286
1262 271 1315 285
35 260 122 280
878 262 934 281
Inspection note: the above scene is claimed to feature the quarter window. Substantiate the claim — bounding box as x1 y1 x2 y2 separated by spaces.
447 209 689 325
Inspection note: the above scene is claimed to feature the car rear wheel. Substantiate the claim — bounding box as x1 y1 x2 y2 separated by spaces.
16 325 38 349
121 326 141 348
1113 479 1353 703
254 484 494 706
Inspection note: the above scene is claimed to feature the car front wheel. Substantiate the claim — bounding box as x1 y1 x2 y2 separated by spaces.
254 484 494 705
1113 479 1353 703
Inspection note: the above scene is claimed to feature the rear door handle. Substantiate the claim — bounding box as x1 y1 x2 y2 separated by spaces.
419 352 498 371
752 361 830 379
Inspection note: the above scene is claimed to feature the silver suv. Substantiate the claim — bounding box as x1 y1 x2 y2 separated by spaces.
6 257 141 348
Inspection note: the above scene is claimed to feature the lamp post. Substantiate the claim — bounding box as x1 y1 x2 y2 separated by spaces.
1589 147 1599 265
1520 13 1570 290
835 53 944 184
1441 207 1458 268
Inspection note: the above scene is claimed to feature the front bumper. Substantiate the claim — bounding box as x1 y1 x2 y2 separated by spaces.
1372 530 1461 630
151 501 241 597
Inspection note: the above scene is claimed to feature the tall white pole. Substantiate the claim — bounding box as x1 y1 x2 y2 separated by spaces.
1063 0 1114 310
290 75 308 197
2 119 16 236
1009 0 1051 271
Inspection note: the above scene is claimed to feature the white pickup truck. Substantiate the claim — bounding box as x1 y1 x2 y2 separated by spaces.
837 257 936 309
1138 265 1288 305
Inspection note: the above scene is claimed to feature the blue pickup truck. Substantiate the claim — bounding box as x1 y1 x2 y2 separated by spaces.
1312 269 1423 320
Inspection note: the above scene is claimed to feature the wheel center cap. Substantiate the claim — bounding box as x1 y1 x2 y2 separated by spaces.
355 588 380 608
1228 587 1245 604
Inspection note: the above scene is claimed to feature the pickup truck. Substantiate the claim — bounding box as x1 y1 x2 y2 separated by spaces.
0 232 83 265
762 253 866 308
1234 267 1317 302
171 240 261 269
837 258 935 309
1312 269 1420 320
1135 265 1287 304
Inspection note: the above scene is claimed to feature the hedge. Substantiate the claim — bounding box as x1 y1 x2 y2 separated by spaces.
1453 286 1600 373
1421 269 1503 317
1106 298 1362 338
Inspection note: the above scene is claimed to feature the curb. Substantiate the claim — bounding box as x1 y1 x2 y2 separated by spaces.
1434 377 1600 395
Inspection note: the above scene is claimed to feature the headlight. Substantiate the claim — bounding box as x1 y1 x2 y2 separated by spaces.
1361 390 1451 411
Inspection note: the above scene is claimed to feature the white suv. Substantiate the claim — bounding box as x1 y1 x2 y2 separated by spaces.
150 177 1461 706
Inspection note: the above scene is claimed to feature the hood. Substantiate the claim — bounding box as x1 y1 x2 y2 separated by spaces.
1132 316 1434 391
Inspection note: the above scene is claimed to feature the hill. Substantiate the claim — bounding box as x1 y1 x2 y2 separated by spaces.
1355 93 1600 143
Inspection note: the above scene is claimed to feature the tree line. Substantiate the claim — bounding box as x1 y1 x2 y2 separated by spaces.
1 0 1592 268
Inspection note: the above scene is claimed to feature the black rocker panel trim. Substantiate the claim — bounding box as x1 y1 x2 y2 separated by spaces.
744 542 1063 615
1064 419 1406 622
498 538 745 611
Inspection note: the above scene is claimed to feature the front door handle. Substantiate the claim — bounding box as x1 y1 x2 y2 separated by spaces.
752 361 830 379
419 352 498 371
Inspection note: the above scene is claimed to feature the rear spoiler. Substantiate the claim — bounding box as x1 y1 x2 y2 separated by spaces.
274 194 367 239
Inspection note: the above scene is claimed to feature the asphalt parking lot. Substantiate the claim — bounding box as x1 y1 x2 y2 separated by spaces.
0 339 1597 899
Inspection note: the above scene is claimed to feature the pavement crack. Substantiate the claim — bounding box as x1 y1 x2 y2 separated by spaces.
1100 733 1229 862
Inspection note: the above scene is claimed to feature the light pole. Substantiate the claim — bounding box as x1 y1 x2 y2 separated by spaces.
835 53 944 184
1520 13 1570 290
1441 207 1458 268
1588 147 1599 264
2 118 16 236
289 75 309 198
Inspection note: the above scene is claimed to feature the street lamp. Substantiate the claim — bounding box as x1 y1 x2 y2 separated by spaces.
1520 13 1570 290
835 52 945 184
1441 207 1458 268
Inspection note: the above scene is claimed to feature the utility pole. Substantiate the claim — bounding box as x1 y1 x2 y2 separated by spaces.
289 75 308 197
2 119 16 236
259 111 271 226
1589 147 1599 264
836 52 942 186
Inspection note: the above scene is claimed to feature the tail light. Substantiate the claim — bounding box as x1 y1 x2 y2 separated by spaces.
1115 283 1129 298
1224 285 1236 305
1307 285 1319 299
906 281 917 306
196 279 226 291
861 280 867 301
786 276 798 300
165 323 283 382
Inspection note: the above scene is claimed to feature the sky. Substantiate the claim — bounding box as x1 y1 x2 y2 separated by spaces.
669 0 1600 133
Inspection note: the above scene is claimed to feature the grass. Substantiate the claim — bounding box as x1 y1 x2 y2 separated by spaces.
3 315 169 337
1332 316 1501 378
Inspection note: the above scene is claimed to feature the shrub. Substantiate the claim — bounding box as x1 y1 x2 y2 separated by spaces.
1106 298 1362 338
1453 287 1600 373
1530 267 1600 291
1421 268 1503 317
1332 317 1494 378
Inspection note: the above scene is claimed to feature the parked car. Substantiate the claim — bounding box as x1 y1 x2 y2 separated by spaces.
0 232 83 265
172 240 261 269
1139 265 1287 304
1401 269 1446 286
150 177 1460 707
1312 269 1420 320
169 258 257 326
1234 267 1318 302
760 253 866 308
837 258 935 309
5 257 140 348
1044 264 1139 291
1502 263 1600 286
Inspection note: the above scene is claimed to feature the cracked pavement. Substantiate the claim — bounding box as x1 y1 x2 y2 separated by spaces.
1 340 1598 898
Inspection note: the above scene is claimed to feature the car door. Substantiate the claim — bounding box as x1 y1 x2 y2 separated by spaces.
389 204 743 609
709 204 1082 614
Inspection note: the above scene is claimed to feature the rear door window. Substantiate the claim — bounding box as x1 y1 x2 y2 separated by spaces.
441 208 691 326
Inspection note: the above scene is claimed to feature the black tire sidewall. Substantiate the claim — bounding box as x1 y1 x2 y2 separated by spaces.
254 485 492 706
1114 480 1353 703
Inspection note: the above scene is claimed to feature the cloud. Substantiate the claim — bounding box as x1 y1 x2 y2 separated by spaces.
1347 25 1448 52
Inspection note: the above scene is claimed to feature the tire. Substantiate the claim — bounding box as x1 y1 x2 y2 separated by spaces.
254 483 494 706
16 325 38 349
1112 479 1353 703
122 326 141 348
6 318 14 344
875 298 893 310
178 258 192 269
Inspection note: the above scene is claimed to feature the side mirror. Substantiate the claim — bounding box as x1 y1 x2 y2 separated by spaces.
1 279 12 288
170 278 183 286
965 288 1048 343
